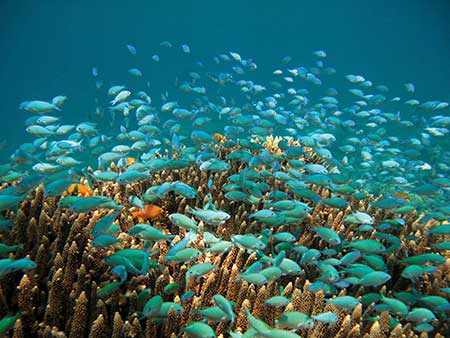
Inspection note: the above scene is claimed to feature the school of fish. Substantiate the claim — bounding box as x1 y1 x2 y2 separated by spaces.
0 42 449 337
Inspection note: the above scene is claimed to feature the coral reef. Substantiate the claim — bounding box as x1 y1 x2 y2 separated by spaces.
0 137 449 338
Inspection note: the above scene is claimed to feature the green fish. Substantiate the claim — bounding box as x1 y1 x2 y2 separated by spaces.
164 248 202 263
197 306 230 322
213 294 235 323
323 196 349 209
142 295 163 318
400 253 446 265
185 263 216 282
181 321 216 338
275 311 315 330
344 239 385 254
326 295 360 311
0 313 21 336
0 243 21 257
97 281 120 298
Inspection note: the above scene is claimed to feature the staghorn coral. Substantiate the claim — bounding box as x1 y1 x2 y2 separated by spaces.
0 137 449 338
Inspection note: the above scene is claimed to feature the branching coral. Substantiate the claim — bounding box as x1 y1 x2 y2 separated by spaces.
0 138 449 338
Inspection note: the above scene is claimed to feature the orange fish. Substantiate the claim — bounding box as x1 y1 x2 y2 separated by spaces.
126 157 137 166
67 183 93 196
392 191 410 200
212 132 225 142
131 204 164 221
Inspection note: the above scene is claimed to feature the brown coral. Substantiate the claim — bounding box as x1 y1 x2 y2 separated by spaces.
0 138 448 338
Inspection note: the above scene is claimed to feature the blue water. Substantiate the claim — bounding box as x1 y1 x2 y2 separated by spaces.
1 0 450 158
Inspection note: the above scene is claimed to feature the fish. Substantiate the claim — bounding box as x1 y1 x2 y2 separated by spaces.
116 169 150 184
231 234 266 251
0 313 21 337
181 44 191 53
60 196 122 213
311 311 339 323
275 311 315 330
20 100 61 113
187 207 230 226
92 234 120 247
164 247 201 263
185 263 216 282
326 295 360 311
213 294 235 323
3 40 450 338
66 183 93 196
312 226 341 245
111 90 131 105
142 295 163 317
406 308 436 324
126 44 137 55
169 213 199 231
181 322 216 338
0 243 21 257
357 271 391 287
129 223 174 241
0 257 36 277
264 295 290 307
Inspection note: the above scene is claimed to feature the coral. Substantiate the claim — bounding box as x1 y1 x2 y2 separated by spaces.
0 138 449 338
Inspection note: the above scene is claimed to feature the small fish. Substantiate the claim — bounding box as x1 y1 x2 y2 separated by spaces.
265 295 290 307
181 44 191 53
181 290 195 301
323 197 349 209
185 263 216 282
128 68 142 77
404 82 415 92
92 234 119 248
0 257 37 278
249 209 277 219
116 169 150 184
238 272 268 285
0 243 21 257
0 194 27 211
142 295 163 317
311 311 338 323
129 223 174 241
197 306 230 322
66 183 93 196
20 100 61 113
169 213 199 231
111 264 128 284
164 247 201 263
163 282 180 294
312 226 341 245
129 195 145 209
231 234 266 251
0 313 21 337
344 239 386 254
357 271 391 287
97 280 120 298
111 90 131 105
181 322 216 338
406 308 436 324
188 207 230 226
401 264 438 281
275 311 315 330
345 211 374 225
126 44 137 55
213 294 235 323
399 253 446 265
326 296 360 311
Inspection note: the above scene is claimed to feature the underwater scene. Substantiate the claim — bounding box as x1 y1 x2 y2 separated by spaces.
1 1 450 337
